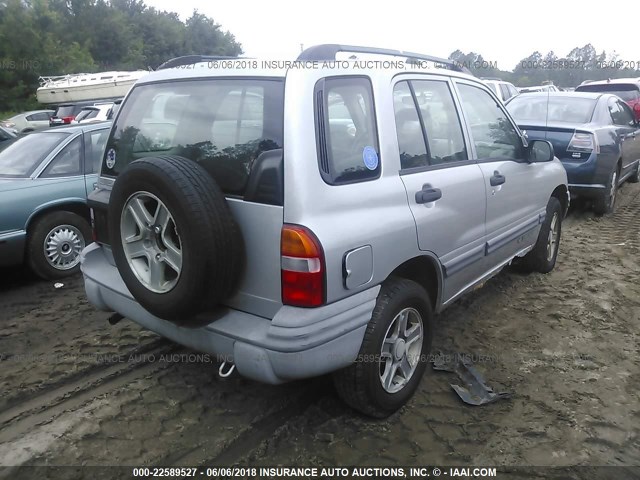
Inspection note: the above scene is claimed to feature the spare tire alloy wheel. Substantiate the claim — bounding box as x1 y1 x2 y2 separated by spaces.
108 156 244 324
121 192 182 294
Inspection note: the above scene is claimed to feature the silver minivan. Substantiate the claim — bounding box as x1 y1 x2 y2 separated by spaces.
81 45 569 417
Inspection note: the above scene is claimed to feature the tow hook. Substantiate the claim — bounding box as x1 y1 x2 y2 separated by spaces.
218 361 236 378
108 313 124 325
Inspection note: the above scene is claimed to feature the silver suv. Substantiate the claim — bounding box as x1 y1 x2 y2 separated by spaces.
81 45 569 417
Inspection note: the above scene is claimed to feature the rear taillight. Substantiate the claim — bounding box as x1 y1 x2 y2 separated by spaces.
62 116 75 124
568 132 599 154
281 225 325 307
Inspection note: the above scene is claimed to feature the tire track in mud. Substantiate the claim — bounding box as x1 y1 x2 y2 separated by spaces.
0 340 178 443
0 337 169 415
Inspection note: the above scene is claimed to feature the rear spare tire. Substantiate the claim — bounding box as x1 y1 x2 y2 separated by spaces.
108 156 244 324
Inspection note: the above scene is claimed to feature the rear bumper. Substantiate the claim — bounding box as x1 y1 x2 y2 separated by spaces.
0 230 26 267
80 243 378 385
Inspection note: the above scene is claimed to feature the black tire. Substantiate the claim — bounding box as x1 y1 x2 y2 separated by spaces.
594 167 619 215
108 156 244 324
27 211 92 280
333 278 433 418
518 196 562 274
629 161 640 183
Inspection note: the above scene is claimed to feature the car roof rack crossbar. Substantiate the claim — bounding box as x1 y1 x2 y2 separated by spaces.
297 44 472 75
157 55 239 70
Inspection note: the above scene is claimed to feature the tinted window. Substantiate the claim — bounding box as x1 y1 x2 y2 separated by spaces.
507 84 519 98
0 128 13 141
104 79 284 196
0 132 68 177
393 81 428 169
84 129 109 174
507 96 597 124
457 83 524 160
499 84 510 101
576 84 640 103
25 114 36 121
609 99 635 126
41 136 82 177
412 80 468 165
318 77 380 184
76 109 99 122
31 112 51 121
55 105 76 118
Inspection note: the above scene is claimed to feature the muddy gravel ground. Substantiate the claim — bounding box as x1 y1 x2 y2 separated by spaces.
0 183 639 479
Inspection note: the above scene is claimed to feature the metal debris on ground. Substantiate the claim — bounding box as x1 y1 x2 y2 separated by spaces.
432 351 511 406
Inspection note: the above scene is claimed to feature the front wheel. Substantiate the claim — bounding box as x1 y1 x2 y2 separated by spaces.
333 278 433 418
518 196 562 274
27 211 92 279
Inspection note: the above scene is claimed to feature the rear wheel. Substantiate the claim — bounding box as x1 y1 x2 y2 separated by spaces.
594 168 618 215
27 211 91 280
629 161 640 183
333 278 433 418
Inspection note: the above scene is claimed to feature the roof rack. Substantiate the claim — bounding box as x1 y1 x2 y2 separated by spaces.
157 55 239 70
481 77 502 81
297 44 472 75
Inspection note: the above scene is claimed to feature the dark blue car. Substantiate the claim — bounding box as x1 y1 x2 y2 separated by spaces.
506 92 640 213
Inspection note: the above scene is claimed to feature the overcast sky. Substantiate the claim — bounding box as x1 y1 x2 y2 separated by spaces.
146 0 636 71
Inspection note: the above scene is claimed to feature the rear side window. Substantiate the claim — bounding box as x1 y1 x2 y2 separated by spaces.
316 77 380 184
393 79 468 169
103 79 284 197
84 129 109 174
41 136 82 177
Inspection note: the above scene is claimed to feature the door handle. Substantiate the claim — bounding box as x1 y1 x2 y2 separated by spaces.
415 184 442 204
490 171 506 186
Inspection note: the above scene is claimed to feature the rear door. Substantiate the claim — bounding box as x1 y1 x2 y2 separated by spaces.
454 80 545 269
393 77 487 304
608 98 640 175
83 128 109 194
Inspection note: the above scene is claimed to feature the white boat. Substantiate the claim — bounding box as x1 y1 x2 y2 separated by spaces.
37 70 149 104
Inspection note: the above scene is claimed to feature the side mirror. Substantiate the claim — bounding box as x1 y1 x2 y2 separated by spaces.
527 139 554 163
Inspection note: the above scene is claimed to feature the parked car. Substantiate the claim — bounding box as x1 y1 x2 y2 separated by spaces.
71 103 114 124
575 78 640 121
1 110 54 133
49 99 121 127
483 79 519 102
0 122 110 279
518 85 560 93
506 92 640 214
81 45 569 417
0 126 17 147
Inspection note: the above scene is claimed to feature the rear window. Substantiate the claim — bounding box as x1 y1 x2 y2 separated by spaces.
315 76 380 184
55 105 77 118
507 96 597 124
102 79 284 196
0 132 68 177
576 84 640 102
75 108 99 122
